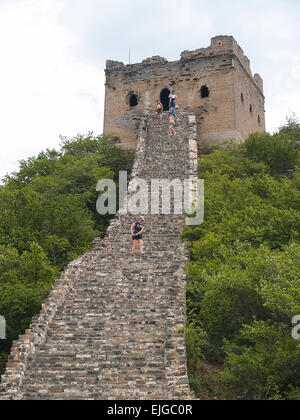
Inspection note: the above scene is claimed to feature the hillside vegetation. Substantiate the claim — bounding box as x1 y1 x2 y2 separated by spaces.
183 116 300 400
0 134 134 374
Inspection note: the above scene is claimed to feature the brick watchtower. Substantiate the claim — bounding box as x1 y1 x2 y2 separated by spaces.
103 35 265 149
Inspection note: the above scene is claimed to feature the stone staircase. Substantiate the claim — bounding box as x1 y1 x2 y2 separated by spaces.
0 111 198 400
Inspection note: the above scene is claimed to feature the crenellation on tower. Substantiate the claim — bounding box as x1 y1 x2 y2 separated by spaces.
254 73 264 92
106 60 125 71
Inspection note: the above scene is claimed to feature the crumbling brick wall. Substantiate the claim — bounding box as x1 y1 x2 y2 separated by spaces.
104 35 265 149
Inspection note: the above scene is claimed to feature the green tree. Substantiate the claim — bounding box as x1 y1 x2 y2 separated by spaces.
243 131 299 174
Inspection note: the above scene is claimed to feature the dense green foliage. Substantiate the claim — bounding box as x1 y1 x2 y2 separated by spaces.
183 116 300 400
0 134 134 374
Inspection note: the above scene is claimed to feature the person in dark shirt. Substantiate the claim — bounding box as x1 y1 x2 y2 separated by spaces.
131 217 145 258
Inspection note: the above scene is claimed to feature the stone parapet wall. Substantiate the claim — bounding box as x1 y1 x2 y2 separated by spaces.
0 257 88 399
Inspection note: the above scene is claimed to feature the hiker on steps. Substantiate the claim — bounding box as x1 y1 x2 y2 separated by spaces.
131 217 145 258
171 107 177 126
169 111 176 136
156 101 163 120
168 91 176 109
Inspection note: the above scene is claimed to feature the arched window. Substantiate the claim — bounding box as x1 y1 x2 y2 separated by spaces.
258 115 261 126
250 104 253 114
241 93 244 103
160 88 171 111
129 94 138 107
201 85 209 98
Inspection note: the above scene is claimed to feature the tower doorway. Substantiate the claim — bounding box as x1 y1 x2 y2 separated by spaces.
160 88 170 111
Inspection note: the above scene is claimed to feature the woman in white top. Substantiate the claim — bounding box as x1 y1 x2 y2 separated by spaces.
169 91 176 109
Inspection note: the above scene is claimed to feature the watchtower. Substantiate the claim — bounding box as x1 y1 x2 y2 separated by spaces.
103 35 265 148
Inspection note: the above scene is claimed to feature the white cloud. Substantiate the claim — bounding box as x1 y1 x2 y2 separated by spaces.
292 55 300 81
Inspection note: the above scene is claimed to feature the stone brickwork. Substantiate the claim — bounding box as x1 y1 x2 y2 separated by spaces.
104 35 265 149
0 112 197 400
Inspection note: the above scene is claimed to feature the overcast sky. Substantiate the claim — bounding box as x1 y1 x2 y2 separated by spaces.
0 0 299 180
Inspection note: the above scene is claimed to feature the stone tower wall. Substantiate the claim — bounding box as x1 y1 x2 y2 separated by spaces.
104 35 265 149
